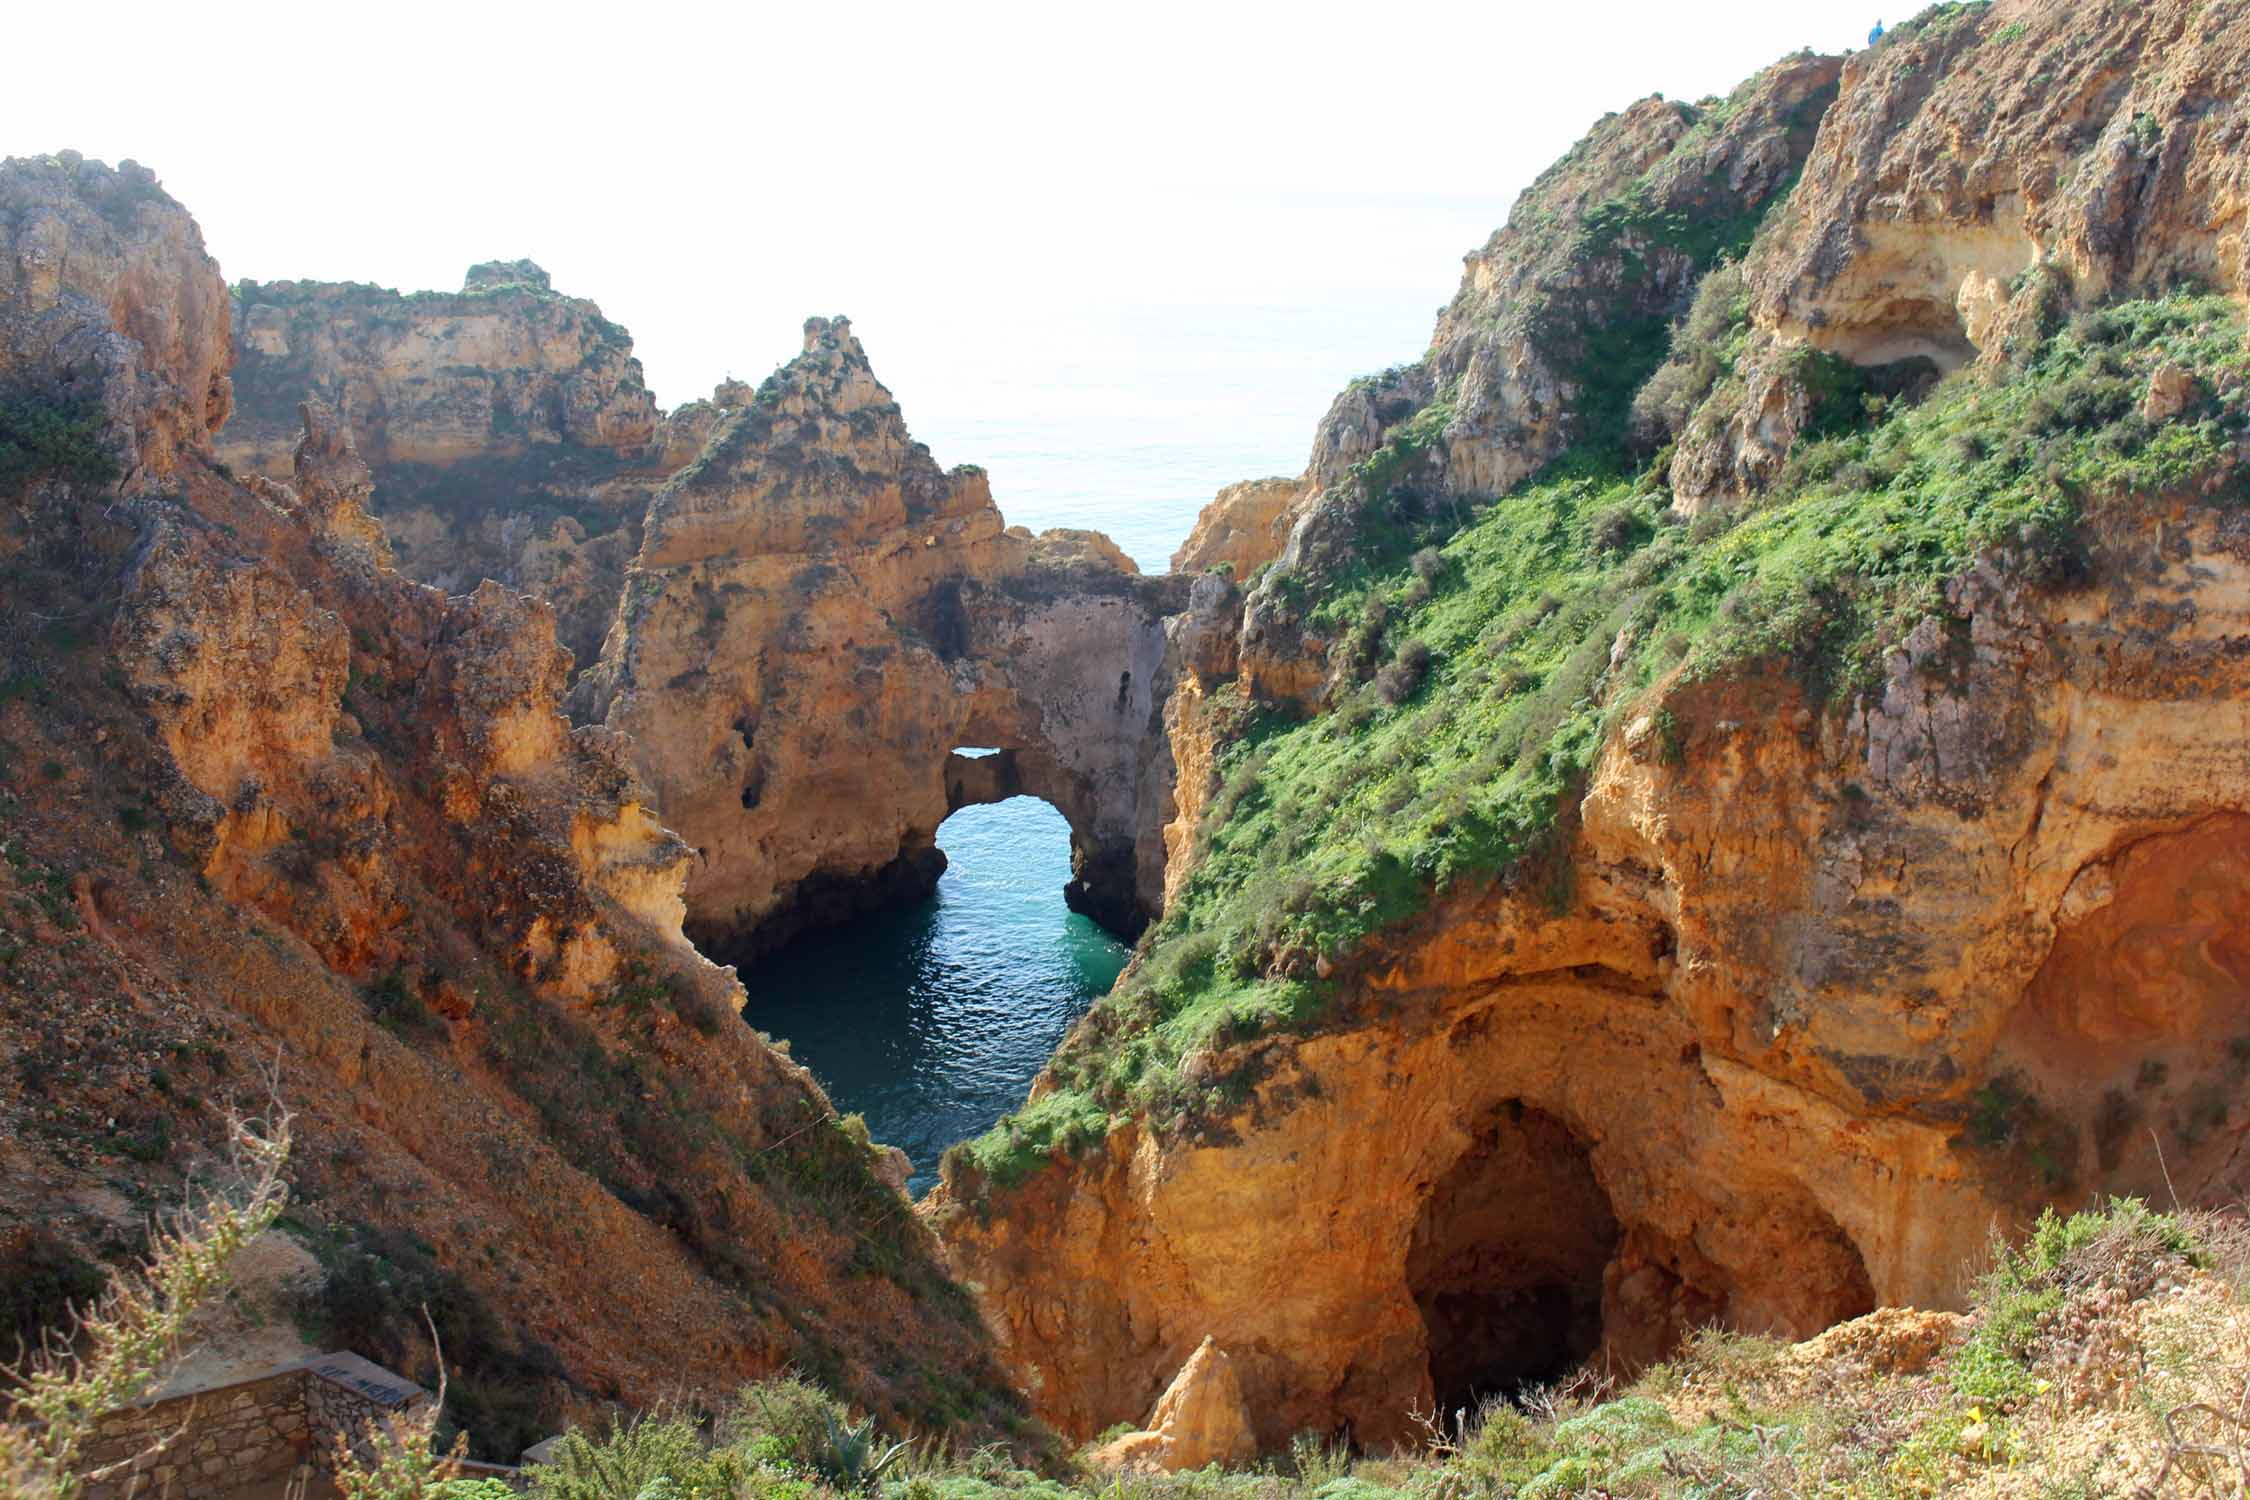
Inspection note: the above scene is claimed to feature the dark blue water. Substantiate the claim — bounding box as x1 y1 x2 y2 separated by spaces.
744 797 1130 1192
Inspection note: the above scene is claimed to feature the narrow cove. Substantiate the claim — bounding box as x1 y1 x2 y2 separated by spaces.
743 795 1130 1193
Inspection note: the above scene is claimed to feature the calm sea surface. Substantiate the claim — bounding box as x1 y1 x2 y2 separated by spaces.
742 191 1507 1189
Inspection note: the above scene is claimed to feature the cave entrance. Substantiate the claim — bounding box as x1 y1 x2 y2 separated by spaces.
1407 1103 1619 1414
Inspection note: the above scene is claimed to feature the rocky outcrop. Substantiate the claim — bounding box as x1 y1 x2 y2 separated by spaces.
1219 51 1842 706
1169 477 1302 578
0 154 1017 1450
577 317 1193 961
220 266 711 667
0 152 233 483
1673 0 2250 508
1087 1337 1258 1474
936 0 2250 1454
222 261 658 472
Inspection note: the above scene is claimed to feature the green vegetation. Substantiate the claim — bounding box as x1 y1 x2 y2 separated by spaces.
953 292 2250 1192
0 394 118 496
1949 1199 2198 1408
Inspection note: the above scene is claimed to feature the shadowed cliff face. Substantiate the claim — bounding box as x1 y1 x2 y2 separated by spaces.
218 266 720 669
935 0 2250 1451
574 318 1195 962
0 153 1022 1452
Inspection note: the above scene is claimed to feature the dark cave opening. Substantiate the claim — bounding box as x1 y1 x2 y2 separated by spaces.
1407 1102 1620 1416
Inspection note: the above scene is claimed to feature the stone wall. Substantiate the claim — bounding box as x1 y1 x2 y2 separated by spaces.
80 1351 464 1499
81 1366 308 1499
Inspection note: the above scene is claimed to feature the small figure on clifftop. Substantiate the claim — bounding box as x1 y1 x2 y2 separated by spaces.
1869 19 1885 43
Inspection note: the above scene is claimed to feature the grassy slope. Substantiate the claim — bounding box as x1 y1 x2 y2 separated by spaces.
952 293 2250 1189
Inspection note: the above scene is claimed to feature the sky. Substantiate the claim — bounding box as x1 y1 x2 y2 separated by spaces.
10 0 1883 556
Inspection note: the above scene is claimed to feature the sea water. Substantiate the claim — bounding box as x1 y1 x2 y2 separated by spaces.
740 190 1507 1190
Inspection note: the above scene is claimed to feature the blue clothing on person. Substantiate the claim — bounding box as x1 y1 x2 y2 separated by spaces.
1869 20 1886 43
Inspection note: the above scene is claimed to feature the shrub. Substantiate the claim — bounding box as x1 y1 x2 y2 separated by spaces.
1588 503 1640 554
720 1375 854 1467
1630 261 1747 448
0 393 119 495
1374 640 1433 705
525 1416 738 1500
1951 1199 2198 1406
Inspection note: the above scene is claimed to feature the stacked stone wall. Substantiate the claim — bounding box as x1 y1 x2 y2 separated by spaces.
77 1350 501 1498
80 1367 308 1500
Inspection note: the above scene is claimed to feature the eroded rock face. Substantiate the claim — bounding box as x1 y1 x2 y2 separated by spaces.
223 263 658 470
1673 0 2250 508
0 152 233 483
1217 53 1842 707
219 266 707 667
1170 477 1302 578
577 317 1192 961
0 156 1015 1436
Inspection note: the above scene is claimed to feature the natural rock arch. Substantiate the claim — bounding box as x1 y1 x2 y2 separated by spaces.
575 318 1194 965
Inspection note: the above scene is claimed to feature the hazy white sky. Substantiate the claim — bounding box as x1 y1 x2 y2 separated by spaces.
15 1 1878 402
16 0 1881 557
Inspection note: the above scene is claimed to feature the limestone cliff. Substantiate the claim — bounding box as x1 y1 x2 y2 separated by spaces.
936 0 2250 1453
1672 0 2250 509
576 317 1192 961
1229 50 1842 705
1169 476 1302 578
220 265 711 668
0 153 1020 1457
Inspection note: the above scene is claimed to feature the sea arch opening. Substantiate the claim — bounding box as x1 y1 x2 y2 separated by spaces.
747 767 1129 1193
942 745 1145 939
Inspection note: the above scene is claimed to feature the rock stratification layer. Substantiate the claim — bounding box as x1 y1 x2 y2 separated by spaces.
934 0 2250 1453
0 152 1018 1452
219 264 715 668
577 318 1191 960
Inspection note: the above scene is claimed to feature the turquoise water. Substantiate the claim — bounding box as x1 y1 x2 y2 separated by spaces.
744 798 1130 1192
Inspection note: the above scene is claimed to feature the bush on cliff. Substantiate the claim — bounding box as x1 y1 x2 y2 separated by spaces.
0 394 117 497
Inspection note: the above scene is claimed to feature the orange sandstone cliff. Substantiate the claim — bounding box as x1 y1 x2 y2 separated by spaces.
218 263 721 670
934 0 2250 1452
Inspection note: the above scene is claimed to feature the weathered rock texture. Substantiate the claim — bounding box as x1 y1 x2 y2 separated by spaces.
936 0 2250 1453
577 317 1192 960
1673 0 2250 508
219 265 714 667
1232 51 1842 703
0 153 1017 1451
1086 1337 1258 1475
1169 476 1302 578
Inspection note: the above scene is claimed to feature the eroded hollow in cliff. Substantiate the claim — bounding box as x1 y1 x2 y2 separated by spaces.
1407 1103 1618 1414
